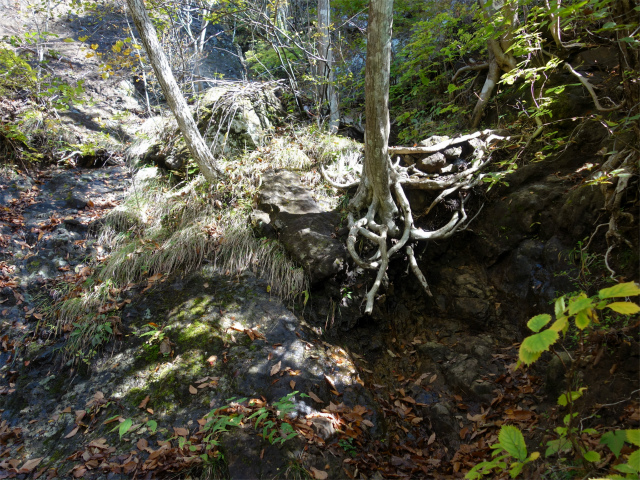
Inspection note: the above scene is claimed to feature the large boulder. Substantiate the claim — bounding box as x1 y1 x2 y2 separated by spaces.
257 170 347 284
127 83 284 169
198 84 283 155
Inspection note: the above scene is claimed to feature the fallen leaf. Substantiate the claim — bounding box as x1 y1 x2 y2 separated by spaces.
19 457 43 473
290 380 296 390
136 438 148 451
62 406 72 414
138 395 150 409
270 361 281 376
159 338 171 355
430 374 438 383
174 427 189 436
189 385 197 395
64 426 79 438
310 467 328 479
308 392 323 403
428 432 436 445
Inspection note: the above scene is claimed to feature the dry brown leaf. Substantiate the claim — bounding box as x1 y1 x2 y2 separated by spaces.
136 438 148 451
75 410 86 422
310 467 328 479
290 380 296 390
62 406 72 414
87 438 108 449
174 427 189 436
19 458 43 473
138 395 150 409
189 385 197 395
428 432 436 445
270 361 281 376
64 426 79 439
308 392 323 403
429 374 438 383
159 338 171 355
362 419 374 427
72 466 87 478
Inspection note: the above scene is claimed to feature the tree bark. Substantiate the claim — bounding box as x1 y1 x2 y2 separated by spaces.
126 0 222 183
317 0 339 132
350 0 396 230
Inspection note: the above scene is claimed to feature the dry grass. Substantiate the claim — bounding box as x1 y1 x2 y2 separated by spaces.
53 123 358 361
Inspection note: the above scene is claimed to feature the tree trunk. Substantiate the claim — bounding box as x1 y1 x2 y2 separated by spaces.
349 0 397 230
317 0 339 132
126 0 222 183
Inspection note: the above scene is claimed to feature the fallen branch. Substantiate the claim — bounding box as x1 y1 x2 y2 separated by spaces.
564 62 625 112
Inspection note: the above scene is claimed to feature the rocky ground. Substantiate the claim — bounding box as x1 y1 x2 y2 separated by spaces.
0 1 638 479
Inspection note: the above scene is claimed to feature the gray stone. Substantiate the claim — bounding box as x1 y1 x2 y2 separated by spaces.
258 170 347 284
443 146 462 159
133 166 162 186
25 256 57 279
416 152 447 174
66 192 88 209
418 135 450 147
418 342 448 363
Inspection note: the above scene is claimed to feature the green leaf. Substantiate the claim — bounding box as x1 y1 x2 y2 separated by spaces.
599 282 640 299
607 302 640 315
575 310 591 330
583 450 600 463
549 316 568 334
627 429 640 447
545 437 572 457
558 389 585 407
499 425 528 462
568 294 593 315
601 21 616 29
554 296 566 318
518 346 542 366
509 461 525 478
625 449 640 472
527 314 552 333
63 38 74 43
119 418 133 439
147 420 157 433
601 430 626 458
521 329 559 355
614 463 639 474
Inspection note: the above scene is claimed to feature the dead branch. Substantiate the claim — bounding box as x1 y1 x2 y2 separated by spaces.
452 62 490 85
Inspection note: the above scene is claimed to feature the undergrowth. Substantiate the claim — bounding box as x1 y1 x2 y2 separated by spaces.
53 125 361 364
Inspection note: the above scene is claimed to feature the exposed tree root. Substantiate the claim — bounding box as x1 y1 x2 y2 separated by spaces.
324 130 507 314
593 147 638 280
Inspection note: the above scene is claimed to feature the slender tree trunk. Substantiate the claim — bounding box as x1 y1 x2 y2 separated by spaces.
317 0 339 132
126 0 222 183
350 0 397 229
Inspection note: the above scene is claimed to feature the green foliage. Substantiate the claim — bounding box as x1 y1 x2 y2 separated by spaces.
518 282 640 366
202 393 304 452
465 425 539 479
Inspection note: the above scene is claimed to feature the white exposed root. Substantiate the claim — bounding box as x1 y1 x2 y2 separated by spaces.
332 130 505 315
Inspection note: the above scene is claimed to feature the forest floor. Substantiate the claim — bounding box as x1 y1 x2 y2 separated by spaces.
1 1 639 479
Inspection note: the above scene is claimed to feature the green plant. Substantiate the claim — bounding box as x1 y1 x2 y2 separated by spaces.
247 391 303 445
466 425 539 479
468 282 640 478
339 438 357 457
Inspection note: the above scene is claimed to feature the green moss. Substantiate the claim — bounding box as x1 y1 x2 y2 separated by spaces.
126 387 148 408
